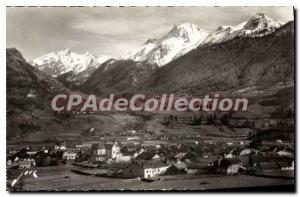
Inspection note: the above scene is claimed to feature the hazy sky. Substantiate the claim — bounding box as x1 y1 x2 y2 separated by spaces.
7 6 294 60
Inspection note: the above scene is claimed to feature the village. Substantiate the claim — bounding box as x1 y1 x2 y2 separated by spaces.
6 123 294 191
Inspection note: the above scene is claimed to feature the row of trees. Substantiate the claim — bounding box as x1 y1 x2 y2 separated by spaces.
163 113 232 126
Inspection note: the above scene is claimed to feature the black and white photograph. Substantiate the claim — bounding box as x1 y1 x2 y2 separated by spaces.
6 6 295 192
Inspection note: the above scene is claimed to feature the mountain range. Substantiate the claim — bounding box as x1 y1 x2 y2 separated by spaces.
31 13 285 91
138 21 294 95
121 13 283 67
6 13 294 142
10 13 294 97
82 14 293 96
32 48 111 77
31 49 111 88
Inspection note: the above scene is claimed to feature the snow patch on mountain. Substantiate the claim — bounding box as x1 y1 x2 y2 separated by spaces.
32 49 111 77
122 13 284 67
122 23 210 67
243 13 283 32
203 22 247 44
122 39 157 62
204 13 283 44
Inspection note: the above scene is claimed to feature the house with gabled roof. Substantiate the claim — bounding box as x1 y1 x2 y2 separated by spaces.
165 162 187 175
123 159 169 178
136 151 160 160
62 151 77 161
90 143 107 162
186 162 212 175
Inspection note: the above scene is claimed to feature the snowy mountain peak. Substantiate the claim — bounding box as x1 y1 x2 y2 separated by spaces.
170 23 201 35
84 51 90 56
122 23 210 66
204 13 283 44
166 23 208 41
121 13 284 67
62 48 70 54
243 13 283 32
32 49 111 77
203 21 247 44
121 42 157 62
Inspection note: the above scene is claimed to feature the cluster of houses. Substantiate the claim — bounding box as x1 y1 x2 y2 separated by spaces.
7 136 294 180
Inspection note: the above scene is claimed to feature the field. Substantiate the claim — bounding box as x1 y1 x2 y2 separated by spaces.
7 165 294 191
7 111 254 145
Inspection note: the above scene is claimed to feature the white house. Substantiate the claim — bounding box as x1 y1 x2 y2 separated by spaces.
123 159 169 179
18 159 35 169
62 151 76 161
112 142 121 159
90 143 107 162
110 142 133 163
19 161 31 169
115 153 132 163
55 142 66 150
90 142 121 163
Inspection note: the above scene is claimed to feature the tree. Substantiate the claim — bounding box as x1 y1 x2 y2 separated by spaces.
207 114 215 125
249 138 262 149
221 114 229 125
193 115 202 125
